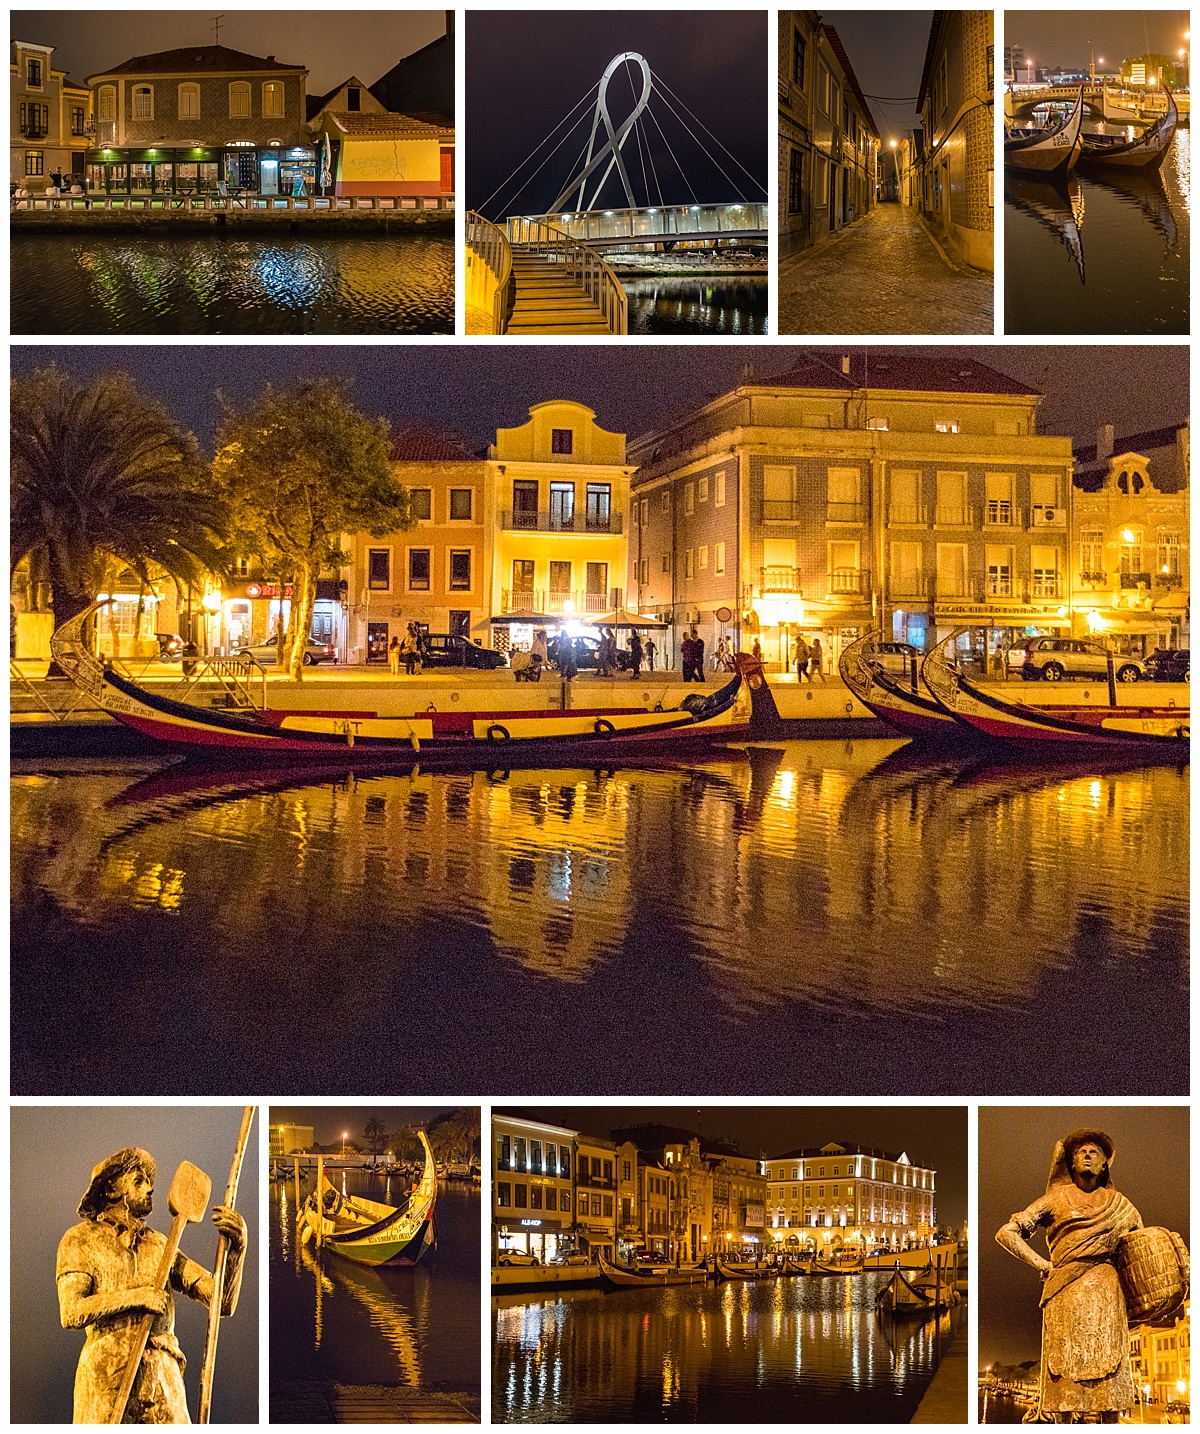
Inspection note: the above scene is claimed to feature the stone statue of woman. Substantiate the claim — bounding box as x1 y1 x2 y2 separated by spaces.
995 1128 1141 1422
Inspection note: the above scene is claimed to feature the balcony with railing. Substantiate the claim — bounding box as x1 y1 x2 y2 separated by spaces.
1119 571 1153 589
501 508 622 534
501 588 620 615
984 501 1022 527
1030 574 1065 599
760 565 802 593
829 567 869 595
888 572 930 599
934 505 975 528
887 505 929 526
761 499 801 522
1155 571 1183 590
826 501 866 524
986 576 1014 597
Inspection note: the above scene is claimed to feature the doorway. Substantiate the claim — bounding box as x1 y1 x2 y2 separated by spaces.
366 622 390 663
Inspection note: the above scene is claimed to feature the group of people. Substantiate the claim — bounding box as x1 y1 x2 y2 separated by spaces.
388 624 425 676
680 632 706 682
794 635 825 683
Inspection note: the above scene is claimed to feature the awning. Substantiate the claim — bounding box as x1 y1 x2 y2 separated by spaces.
490 610 554 626
586 607 669 630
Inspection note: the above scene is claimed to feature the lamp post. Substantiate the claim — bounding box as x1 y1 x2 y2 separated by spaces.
341 1130 348 1157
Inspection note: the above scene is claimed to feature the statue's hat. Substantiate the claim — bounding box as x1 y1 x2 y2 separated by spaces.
1046 1128 1116 1191
78 1147 157 1219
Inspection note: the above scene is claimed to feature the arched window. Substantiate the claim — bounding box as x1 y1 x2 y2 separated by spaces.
178 83 200 120
132 85 153 120
229 81 251 119
263 81 285 118
98 86 116 122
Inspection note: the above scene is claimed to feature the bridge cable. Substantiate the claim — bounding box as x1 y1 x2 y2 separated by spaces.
641 99 701 204
650 72 768 196
635 113 666 206
474 80 600 219
630 106 655 206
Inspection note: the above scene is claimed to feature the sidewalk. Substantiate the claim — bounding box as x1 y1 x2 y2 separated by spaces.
911 1328 968 1423
778 203 993 335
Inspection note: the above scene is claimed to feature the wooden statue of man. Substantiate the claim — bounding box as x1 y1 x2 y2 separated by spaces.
57 1147 247 1423
995 1128 1141 1423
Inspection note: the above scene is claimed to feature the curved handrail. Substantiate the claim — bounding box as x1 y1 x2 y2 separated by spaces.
505 216 628 335
465 211 512 335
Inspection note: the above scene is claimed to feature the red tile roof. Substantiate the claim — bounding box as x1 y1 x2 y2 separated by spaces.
323 111 453 139
87 45 305 81
765 353 1039 397
390 423 480 462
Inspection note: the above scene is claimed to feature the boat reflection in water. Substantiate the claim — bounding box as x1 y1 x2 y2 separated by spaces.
10 743 1188 1095
493 1275 963 1422
1005 176 1086 282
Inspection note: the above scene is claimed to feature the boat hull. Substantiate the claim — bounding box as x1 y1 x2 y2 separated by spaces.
299 1131 439 1266
1079 89 1178 170
837 631 965 740
597 1253 709 1288
1005 88 1084 176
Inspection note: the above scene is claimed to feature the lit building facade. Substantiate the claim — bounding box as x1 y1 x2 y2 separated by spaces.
916 11 994 272
778 12 879 259
764 1141 936 1254
575 1135 617 1261
11 40 91 191
493 1113 577 1263
1071 422 1190 654
663 1137 715 1262
1130 1301 1190 1412
629 353 1073 673
487 400 634 652
708 1149 767 1256
270 1123 314 1156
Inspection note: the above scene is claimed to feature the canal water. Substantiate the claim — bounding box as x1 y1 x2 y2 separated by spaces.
10 741 1188 1096
494 1275 964 1422
10 230 454 334
623 274 768 334
978 1389 1029 1422
270 1176 479 1408
1005 125 1189 334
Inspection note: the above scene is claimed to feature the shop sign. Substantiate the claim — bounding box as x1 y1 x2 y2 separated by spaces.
245 582 294 599
519 1218 542 1227
935 603 1060 622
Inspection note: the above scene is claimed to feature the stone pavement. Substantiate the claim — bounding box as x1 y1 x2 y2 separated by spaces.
910 1328 968 1423
778 203 993 335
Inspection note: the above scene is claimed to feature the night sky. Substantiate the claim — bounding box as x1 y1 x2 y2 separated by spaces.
271 1105 465 1148
10 344 1188 456
496 1104 967 1228
10 1105 259 1424
821 11 935 145
979 1106 1190 1369
465 11 767 219
11 10 448 93
1005 11 1190 73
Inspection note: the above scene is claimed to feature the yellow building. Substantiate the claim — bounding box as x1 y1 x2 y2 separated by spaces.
487 400 634 651
575 1135 617 1261
764 1141 936 1255
11 39 92 192
1130 1301 1190 1413
315 109 453 198
1071 421 1189 654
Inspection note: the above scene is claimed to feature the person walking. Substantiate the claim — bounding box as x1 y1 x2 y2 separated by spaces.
751 637 763 662
645 636 657 672
795 634 810 683
809 636 826 683
680 634 695 682
692 634 706 681
388 635 401 676
400 624 419 676
629 629 643 678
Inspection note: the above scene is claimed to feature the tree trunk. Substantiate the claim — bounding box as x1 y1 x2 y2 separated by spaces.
287 561 317 681
43 565 98 678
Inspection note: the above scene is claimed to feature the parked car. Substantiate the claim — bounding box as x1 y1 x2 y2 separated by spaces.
237 638 337 666
547 634 631 671
867 641 919 676
634 1249 670 1264
155 632 184 660
553 1251 591 1266
1144 648 1190 683
497 1251 539 1267
1018 637 1142 683
418 633 508 670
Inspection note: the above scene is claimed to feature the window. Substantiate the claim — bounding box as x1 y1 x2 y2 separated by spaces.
512 559 535 595
639 498 648 527
792 28 807 87
891 542 923 596
935 471 968 525
546 1143 557 1175
660 490 670 513
936 544 968 597
407 549 431 591
698 545 708 571
19 101 47 137
263 81 285 118
449 488 473 521
715 543 726 575
985 472 1014 525
560 1150 570 1179
715 471 726 507
551 428 574 454
514 1184 527 1208
866 416 889 431
367 549 391 590
697 477 709 503
70 106 86 136
178 83 200 120
132 86 153 121
684 550 694 580
1120 530 1144 575
99 87 116 122
549 482 575 530
603 1195 614 1217
229 82 251 119
347 85 361 112
409 488 432 521
497 1134 511 1169
548 561 571 602
449 550 471 590
585 484 611 530
530 1185 542 1209
561 1191 571 1212
1031 547 1059 598
788 147 804 214
828 467 861 521
934 419 960 434
530 1141 542 1174
24 150 44 176
986 545 1013 596
27 58 43 87
684 483 695 515
661 553 671 574
622 1160 631 1181
1158 531 1181 577
546 1188 557 1211
497 1181 511 1207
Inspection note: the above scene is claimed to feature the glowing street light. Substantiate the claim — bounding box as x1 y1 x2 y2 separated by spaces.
341 1130 349 1155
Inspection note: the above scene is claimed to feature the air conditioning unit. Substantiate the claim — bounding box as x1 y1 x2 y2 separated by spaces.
1033 507 1059 526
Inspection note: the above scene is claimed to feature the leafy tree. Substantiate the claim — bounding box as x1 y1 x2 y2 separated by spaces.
1120 53 1178 86
11 366 227 666
212 380 411 679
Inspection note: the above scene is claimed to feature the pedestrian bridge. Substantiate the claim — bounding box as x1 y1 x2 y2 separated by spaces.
518 202 768 251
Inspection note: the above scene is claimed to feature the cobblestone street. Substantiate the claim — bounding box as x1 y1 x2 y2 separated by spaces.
778 203 993 335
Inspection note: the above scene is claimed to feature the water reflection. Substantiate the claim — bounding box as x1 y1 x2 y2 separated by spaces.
623 275 768 335
493 1276 963 1422
11 231 454 334
10 743 1188 1094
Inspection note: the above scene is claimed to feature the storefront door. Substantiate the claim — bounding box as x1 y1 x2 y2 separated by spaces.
366 622 390 663
259 156 279 195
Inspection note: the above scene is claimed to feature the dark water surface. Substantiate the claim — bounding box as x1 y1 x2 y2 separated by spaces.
623 273 768 334
494 1276 964 1423
1005 126 1189 334
10 230 454 334
270 1177 479 1403
10 741 1188 1095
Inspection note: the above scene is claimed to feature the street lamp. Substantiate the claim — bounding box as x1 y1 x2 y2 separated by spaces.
341 1130 348 1156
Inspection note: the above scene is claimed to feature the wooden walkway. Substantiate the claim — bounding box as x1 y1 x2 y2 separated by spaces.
505 250 614 334
271 1379 480 1424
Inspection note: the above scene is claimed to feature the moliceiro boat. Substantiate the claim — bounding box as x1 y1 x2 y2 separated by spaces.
713 1253 785 1281
1079 87 1178 170
50 604 758 763
597 1252 710 1288
1004 87 1084 176
874 1265 951 1318
298 1130 438 1266
838 631 964 740
922 634 1189 753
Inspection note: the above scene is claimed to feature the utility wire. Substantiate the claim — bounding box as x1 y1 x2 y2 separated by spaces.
649 88 743 202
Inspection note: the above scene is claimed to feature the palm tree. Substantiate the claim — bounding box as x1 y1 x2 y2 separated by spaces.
11 366 229 668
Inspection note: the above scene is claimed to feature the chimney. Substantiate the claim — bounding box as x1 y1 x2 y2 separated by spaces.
841 355 851 376
1096 423 1114 460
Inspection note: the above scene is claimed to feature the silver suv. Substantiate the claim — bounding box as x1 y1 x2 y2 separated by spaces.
1018 638 1142 684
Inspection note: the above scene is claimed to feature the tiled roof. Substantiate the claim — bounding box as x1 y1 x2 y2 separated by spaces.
88 45 304 81
1073 423 1187 493
765 353 1038 397
766 1142 912 1163
323 111 453 138
390 423 480 462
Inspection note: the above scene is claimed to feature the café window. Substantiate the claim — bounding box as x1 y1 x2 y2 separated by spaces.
449 550 471 591
409 487 432 520
408 549 431 591
229 82 251 119
132 86 154 121
449 488 473 520
263 81 285 118
178 83 200 120
367 548 391 590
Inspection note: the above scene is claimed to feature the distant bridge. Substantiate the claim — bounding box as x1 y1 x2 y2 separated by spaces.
1005 83 1188 123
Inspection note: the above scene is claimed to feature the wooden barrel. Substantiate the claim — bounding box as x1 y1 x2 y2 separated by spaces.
1116 1227 1189 1324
